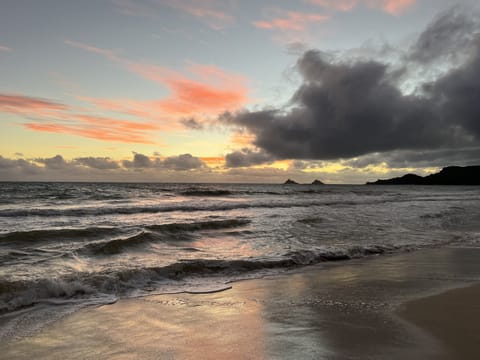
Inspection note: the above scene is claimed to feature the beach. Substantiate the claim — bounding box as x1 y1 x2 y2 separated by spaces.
2 246 479 360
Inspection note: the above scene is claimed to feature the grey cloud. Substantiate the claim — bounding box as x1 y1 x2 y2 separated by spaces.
122 153 205 170
122 153 152 168
162 154 205 170
345 147 480 169
408 5 480 65
222 7 480 165
74 157 120 170
36 155 69 170
0 156 41 175
225 148 275 168
180 117 204 130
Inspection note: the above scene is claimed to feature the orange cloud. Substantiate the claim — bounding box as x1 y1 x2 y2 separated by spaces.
254 11 329 31
159 67 249 116
200 156 225 167
0 93 160 144
230 132 256 147
24 114 158 144
66 40 251 121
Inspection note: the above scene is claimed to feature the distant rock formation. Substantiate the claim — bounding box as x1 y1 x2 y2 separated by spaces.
311 179 324 185
284 179 299 185
367 166 480 185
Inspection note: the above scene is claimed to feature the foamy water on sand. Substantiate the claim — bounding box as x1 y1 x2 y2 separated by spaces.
1 182 480 339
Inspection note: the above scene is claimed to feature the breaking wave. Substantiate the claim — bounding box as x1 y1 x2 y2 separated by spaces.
0 243 417 315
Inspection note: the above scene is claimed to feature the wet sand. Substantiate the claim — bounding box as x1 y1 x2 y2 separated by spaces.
399 283 480 360
2 247 480 359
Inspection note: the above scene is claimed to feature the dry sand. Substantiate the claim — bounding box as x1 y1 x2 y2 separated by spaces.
2 247 480 359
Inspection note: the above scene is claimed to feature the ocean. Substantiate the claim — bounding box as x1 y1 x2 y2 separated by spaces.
1 182 480 339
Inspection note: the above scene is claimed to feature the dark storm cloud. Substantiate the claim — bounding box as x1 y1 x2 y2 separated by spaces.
222 6 480 167
225 148 275 168
74 157 120 170
344 147 480 169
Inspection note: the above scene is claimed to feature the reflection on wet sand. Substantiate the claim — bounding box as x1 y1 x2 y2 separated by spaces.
2 248 480 359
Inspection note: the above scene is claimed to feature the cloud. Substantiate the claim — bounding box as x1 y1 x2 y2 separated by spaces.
164 0 235 30
0 94 67 116
221 7 480 167
122 153 153 168
0 156 41 175
304 0 357 12
254 12 329 32
374 0 416 15
24 114 158 144
408 5 480 65
253 9 329 43
225 148 275 168
0 93 161 144
122 152 206 170
162 153 205 170
306 0 416 15
0 45 12 52
344 147 480 169
35 155 69 170
112 0 235 30
180 117 204 130
66 41 250 121
74 157 120 170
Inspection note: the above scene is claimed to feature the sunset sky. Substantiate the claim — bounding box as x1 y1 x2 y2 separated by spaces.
1 0 480 183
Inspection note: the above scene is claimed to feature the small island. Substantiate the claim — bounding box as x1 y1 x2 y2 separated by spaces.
283 179 325 185
367 166 480 185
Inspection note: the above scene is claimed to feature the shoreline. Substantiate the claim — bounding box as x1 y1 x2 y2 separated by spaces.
2 247 480 359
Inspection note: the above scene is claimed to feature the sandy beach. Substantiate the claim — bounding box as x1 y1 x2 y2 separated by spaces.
2 247 480 360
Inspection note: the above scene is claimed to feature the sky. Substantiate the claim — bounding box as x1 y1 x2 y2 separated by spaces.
1 0 480 183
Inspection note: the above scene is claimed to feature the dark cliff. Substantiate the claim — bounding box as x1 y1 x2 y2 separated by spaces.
367 166 480 185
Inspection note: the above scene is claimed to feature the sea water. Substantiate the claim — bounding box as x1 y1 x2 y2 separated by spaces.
1 182 480 338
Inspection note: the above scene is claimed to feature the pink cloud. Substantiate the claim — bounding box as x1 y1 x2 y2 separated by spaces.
166 0 234 29
306 0 416 14
65 40 250 121
372 0 416 15
0 93 160 144
24 113 159 144
0 45 12 52
305 0 357 12
64 40 121 62
0 94 67 117
113 0 235 30
254 11 329 31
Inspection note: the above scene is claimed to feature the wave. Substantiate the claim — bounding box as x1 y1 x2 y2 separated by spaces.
0 227 119 246
146 219 250 232
179 189 233 197
80 219 251 256
0 200 350 218
0 243 417 315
